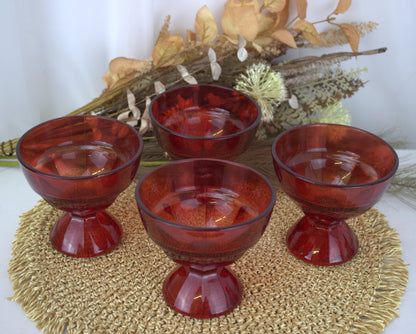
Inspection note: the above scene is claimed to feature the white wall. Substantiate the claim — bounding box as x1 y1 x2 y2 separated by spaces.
1 0 415 147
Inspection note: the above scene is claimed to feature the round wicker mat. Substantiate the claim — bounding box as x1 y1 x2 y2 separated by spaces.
9 182 408 334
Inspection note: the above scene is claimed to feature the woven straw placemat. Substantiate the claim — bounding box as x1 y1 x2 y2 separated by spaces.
9 181 408 334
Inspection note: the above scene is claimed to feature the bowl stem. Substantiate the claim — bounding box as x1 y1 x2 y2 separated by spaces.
49 211 122 258
286 214 358 266
163 264 242 318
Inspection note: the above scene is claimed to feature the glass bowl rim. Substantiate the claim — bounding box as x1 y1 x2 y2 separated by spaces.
16 115 144 180
135 158 276 232
271 123 399 189
149 84 262 141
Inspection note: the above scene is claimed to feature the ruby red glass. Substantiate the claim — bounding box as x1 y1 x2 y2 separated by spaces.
272 123 398 266
135 159 276 318
149 84 260 160
17 116 143 258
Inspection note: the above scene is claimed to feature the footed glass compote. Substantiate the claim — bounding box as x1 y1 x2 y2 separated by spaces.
135 159 275 318
17 116 143 258
272 123 398 266
149 84 260 160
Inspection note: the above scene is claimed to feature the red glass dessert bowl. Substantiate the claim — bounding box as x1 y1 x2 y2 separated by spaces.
135 159 276 318
17 116 143 258
272 123 398 266
149 84 260 159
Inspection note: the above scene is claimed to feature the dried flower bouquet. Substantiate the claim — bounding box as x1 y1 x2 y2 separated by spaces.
1 0 385 158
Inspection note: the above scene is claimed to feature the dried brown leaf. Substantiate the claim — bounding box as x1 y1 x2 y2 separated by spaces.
263 0 286 13
156 16 171 45
257 12 275 32
339 23 359 52
195 5 218 42
102 71 113 88
272 28 297 48
152 34 184 67
218 33 238 44
274 1 289 29
296 0 307 20
186 30 196 43
108 57 146 77
293 19 325 46
102 57 147 88
254 13 275 46
221 0 259 41
334 0 352 14
225 0 260 11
